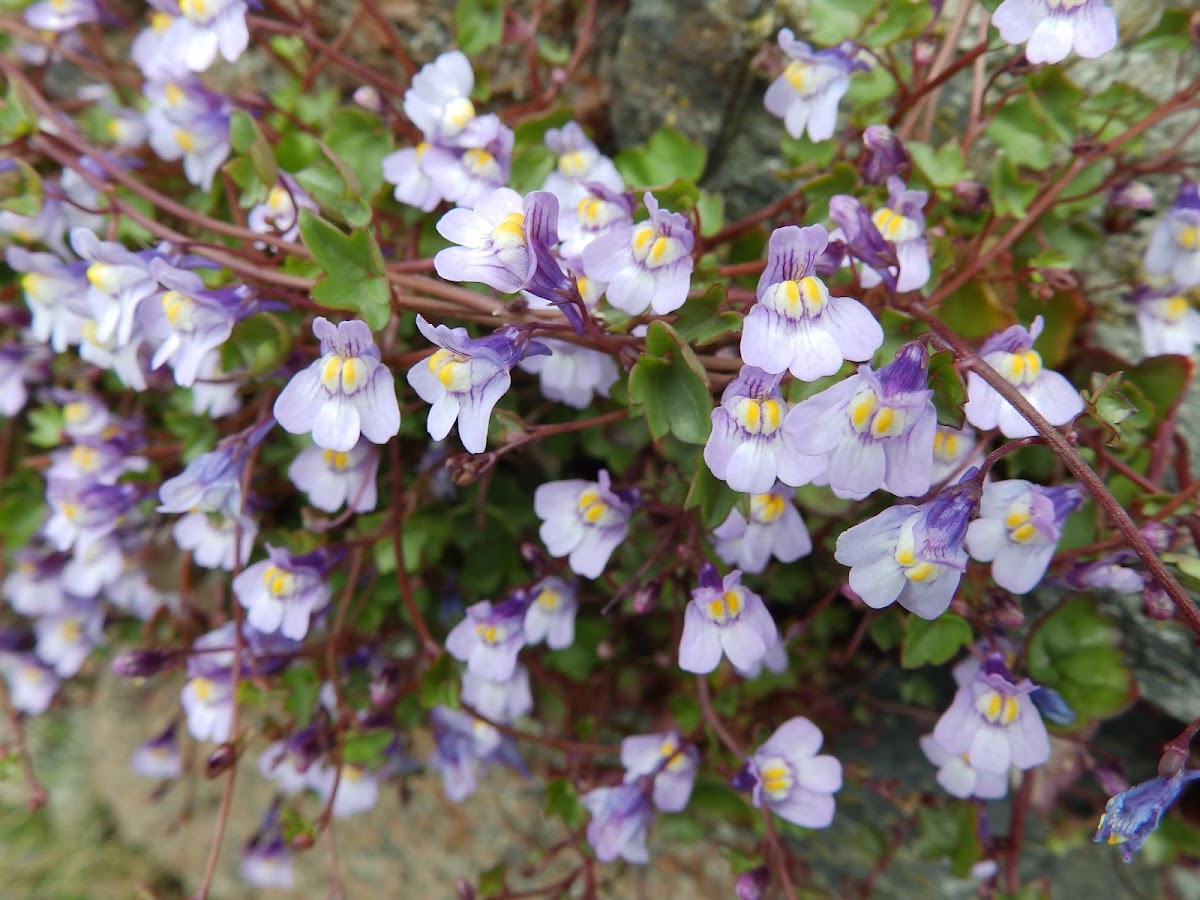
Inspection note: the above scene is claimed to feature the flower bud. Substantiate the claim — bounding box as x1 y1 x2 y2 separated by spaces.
111 648 175 678
206 743 238 779
735 866 770 900
861 124 910 185
632 579 662 615
1142 582 1174 620
952 180 990 213
1140 521 1174 553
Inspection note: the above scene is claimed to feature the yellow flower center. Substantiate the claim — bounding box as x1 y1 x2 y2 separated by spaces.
191 676 215 702
58 618 82 643
872 207 920 243
750 492 786 524
1000 350 1042 386
975 689 1020 726
705 589 744 624
320 354 368 395
536 588 560 611
70 445 98 471
179 0 208 20
784 61 809 93
323 449 350 471
443 97 476 131
630 223 686 269
1004 503 1040 544
475 622 507 646
733 397 784 436
164 82 186 107
161 290 196 329
151 11 174 32
426 349 470 392
933 429 960 462
175 129 196 152
491 211 527 249
261 565 295 597
759 757 794 800
576 488 612 525
462 149 498 178
848 391 905 438
558 150 588 177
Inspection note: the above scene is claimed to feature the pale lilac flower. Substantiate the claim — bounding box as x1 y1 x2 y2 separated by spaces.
557 184 635 260
131 723 183 780
257 725 327 794
24 0 100 31
932 654 1050 775
828 194 901 290
0 343 50 417
35 600 104 677
931 425 980 484
747 716 842 828
407 315 545 454
434 188 559 293
381 143 443 212
309 761 381 818
736 867 771 900
61 533 127 597
1056 555 1144 594
705 366 826 494
421 118 514 209
428 705 525 803
3 547 69 618
44 480 139 553
620 732 699 813
144 77 231 191
240 825 294 889
132 11 188 81
581 781 653 864
582 192 694 315
861 125 910 185
1110 180 1154 212
77 321 149 391
403 50 483 144
764 31 864 142
69 228 163 347
247 175 316 245
963 316 1084 438
1133 287 1200 356
105 566 171 620
48 434 146 487
274 317 400 453
445 593 530 681
919 734 1009 800
53 390 114 441
158 438 255 516
741 225 883 381
965 479 1083 594
993 0 1118 65
518 338 619 409
287 438 380 513
155 0 250 72
181 623 238 742
461 664 533 722
858 178 931 293
233 546 331 641
711 486 812 574
191 350 242 418
0 654 59 715
173 510 257 571
1096 768 1200 863
679 565 778 674
541 121 623 209
523 576 579 650
6 247 88 351
733 637 789 680
533 470 637 579
834 477 979 619
783 342 937 500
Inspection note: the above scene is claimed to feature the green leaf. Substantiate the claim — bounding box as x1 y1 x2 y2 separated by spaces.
225 313 292 376
913 804 983 877
1125 355 1194 426
229 110 278 187
341 729 393 767
1135 9 1194 52
628 321 713 445
991 154 1037 219
1082 371 1139 446
419 652 461 710
985 93 1059 165
615 127 706 188
0 469 45 549
684 455 740 529
26 404 63 448
868 609 904 651
672 284 741 346
799 163 858 222
0 157 42 216
478 863 507 898
164 411 219 461
298 210 392 330
805 0 878 44
861 0 933 44
282 663 320 725
928 350 968 429
323 107 394 199
901 614 972 668
1026 596 1136 721
455 0 504 56
545 778 586 829
907 142 969 190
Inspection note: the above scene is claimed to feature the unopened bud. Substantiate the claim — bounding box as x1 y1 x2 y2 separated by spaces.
952 180 990 213
352 86 382 113
1036 268 1081 293
1142 582 1174 620
1094 763 1128 797
913 38 937 67
735 866 770 900
455 879 476 900
1110 180 1154 211
861 124 910 185
992 593 1025 629
205 743 238 779
632 580 662 615
1140 521 1174 553
111 648 174 678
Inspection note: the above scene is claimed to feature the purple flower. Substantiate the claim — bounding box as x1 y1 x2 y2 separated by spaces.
1145 184 1200 288
858 178 931 293
1095 769 1200 862
533 470 636 579
3 547 69 618
69 228 163 347
421 117 514 209
835 477 979 619
172 510 257 571
445 593 530 681
154 0 250 72
131 722 183 780
35 600 104 677
233 546 331 641
704 366 827 494
931 425 980 484
461 664 533 722
523 576 579 650
679 564 778 674
407 315 544 454
44 480 139 554
932 654 1051 775
240 825 294 889
764 31 864 141
274 317 400 453
158 423 271 516
181 623 240 742
828 194 901 290
581 781 654 864
541 121 624 209
992 0 1117 65
741 225 883 381
144 77 231 191
783 342 937 500
428 705 525 803
620 731 700 813
403 50 482 144
747 716 843 828
6 247 88 351
861 125 910 185
0 342 49 417
132 12 188 81
518 338 619 409
963 316 1084 438
309 760 382 818
0 654 59 715
1133 287 1200 357
711 486 812 575
966 479 1083 594
247 175 316 245
287 438 380 513
919 734 1009 800
24 0 100 31
582 192 694 315
557 184 635 260
381 143 443 212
